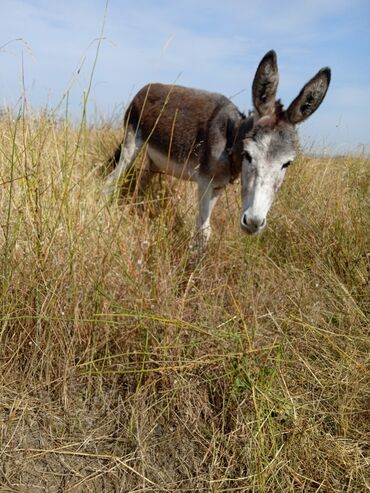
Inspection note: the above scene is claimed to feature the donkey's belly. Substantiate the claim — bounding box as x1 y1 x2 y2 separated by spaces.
147 146 198 182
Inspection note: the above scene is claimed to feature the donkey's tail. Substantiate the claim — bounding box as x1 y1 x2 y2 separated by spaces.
106 105 134 170
106 141 122 170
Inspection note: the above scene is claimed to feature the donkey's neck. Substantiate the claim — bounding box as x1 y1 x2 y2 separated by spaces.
229 114 254 182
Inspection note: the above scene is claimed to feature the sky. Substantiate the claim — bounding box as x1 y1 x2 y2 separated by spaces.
0 0 369 154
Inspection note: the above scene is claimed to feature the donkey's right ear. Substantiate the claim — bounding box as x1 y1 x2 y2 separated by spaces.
252 50 279 116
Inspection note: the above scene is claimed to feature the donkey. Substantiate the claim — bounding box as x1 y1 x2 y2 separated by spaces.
105 50 331 244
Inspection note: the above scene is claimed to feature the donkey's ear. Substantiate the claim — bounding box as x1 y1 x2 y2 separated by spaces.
252 50 279 116
287 68 331 124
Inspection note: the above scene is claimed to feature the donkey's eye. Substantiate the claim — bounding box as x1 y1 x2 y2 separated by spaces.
282 161 292 169
243 151 252 163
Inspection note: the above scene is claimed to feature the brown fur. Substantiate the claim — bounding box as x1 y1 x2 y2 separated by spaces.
125 83 244 179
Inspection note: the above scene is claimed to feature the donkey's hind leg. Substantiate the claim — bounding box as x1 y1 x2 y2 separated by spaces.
104 124 143 198
132 156 156 209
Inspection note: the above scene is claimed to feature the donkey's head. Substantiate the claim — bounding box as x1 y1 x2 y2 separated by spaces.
236 50 331 235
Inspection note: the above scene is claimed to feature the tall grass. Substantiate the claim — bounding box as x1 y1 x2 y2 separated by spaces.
0 105 369 492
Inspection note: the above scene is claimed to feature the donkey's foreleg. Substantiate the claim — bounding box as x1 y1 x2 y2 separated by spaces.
195 178 222 247
104 125 142 198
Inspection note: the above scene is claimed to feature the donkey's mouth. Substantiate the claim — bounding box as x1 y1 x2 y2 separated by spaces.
240 223 263 235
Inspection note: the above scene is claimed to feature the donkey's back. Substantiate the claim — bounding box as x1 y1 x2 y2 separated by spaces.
124 83 243 179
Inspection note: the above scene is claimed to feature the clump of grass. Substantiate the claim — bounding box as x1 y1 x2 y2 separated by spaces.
0 106 369 492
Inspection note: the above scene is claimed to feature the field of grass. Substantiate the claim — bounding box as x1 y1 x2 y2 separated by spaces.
0 108 369 492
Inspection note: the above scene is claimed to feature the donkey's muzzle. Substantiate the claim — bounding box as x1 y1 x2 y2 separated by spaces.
240 213 266 235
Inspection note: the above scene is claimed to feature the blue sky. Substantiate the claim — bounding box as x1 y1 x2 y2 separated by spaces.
0 0 369 153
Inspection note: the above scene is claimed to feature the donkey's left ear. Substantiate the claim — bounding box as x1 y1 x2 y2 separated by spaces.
287 68 331 124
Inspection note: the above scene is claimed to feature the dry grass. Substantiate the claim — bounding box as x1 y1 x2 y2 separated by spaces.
0 108 369 492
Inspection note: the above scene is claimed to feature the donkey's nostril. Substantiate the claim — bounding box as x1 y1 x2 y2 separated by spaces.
241 213 249 228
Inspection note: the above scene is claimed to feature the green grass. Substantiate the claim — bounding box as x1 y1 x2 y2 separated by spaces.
0 107 369 492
